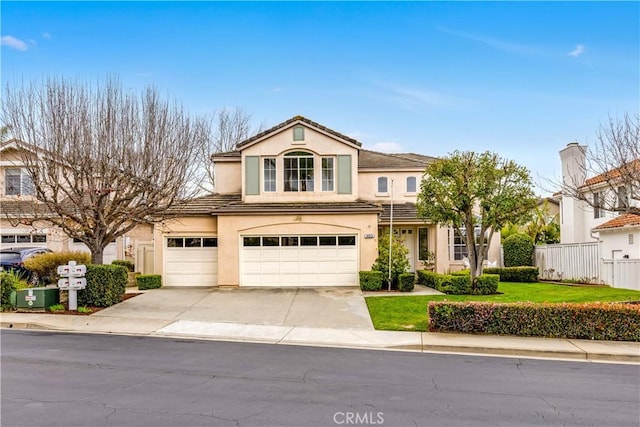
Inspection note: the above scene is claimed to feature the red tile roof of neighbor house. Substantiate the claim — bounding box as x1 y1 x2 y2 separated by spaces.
583 159 640 187
593 213 640 230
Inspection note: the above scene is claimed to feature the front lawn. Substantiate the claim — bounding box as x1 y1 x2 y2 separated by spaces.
365 281 640 332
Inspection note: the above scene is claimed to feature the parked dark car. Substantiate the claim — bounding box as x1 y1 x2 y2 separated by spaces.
0 247 52 283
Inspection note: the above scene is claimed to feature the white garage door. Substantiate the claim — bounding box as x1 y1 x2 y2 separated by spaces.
164 237 218 287
241 235 358 287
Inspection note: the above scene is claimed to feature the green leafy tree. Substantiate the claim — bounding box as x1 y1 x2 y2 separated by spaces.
417 151 536 288
502 199 561 244
372 234 410 286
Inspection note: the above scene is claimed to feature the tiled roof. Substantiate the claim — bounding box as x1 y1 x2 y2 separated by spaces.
583 159 640 187
237 115 361 148
215 200 382 215
359 150 435 170
0 200 55 217
593 213 640 231
379 203 430 223
165 194 242 215
212 150 240 160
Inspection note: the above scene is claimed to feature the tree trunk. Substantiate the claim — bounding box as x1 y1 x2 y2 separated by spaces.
91 246 104 265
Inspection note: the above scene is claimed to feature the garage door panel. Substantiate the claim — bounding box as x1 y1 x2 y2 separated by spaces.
164 239 218 287
241 235 358 287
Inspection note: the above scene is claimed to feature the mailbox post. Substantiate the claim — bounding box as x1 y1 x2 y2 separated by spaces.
57 260 87 311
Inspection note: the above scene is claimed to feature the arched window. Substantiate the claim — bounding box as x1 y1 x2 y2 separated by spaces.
284 151 314 192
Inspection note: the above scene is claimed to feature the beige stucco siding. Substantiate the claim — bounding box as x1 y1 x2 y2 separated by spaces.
214 161 241 194
217 212 378 286
358 170 424 202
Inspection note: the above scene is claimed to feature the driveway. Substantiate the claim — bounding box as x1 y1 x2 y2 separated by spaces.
96 287 374 330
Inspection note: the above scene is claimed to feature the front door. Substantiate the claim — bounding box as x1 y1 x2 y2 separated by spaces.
397 228 416 272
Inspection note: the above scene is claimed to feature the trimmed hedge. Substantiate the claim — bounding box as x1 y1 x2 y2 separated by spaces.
428 301 640 341
475 274 499 295
438 275 472 295
77 264 127 307
112 259 135 272
24 251 91 285
398 273 415 292
417 270 439 288
137 274 162 290
483 267 539 283
417 270 498 295
503 233 534 267
359 271 383 291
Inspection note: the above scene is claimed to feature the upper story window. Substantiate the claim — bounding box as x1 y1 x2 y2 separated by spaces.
293 125 305 142
377 177 388 194
593 191 604 219
5 168 34 196
264 158 276 192
406 176 417 193
322 157 334 192
284 151 314 192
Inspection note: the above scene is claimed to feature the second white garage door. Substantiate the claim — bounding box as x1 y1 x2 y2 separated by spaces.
241 235 358 287
164 237 218 286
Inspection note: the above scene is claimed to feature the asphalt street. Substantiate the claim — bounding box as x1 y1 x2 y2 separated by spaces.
1 330 638 427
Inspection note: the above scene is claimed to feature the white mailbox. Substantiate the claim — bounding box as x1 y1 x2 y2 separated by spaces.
57 260 87 310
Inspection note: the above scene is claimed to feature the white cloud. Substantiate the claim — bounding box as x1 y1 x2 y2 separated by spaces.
437 26 541 56
370 142 404 153
42 32 52 39
568 44 585 57
1 35 29 51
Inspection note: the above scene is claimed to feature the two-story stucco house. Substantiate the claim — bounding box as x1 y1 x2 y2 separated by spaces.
558 142 639 262
0 140 119 262
151 116 501 287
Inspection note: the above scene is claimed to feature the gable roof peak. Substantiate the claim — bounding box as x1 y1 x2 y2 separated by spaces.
236 116 361 149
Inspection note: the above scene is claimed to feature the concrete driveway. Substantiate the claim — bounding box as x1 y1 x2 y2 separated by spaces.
96 287 374 330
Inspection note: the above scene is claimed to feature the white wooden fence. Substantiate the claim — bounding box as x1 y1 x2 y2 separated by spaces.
601 259 640 291
535 242 640 290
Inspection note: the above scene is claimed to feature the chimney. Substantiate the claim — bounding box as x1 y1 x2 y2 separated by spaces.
559 142 587 189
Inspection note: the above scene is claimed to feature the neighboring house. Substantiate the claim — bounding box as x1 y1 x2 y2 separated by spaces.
0 140 121 263
559 142 639 244
151 116 501 287
592 213 640 260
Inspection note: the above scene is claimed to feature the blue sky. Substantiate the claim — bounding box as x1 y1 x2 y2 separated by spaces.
2 1 639 194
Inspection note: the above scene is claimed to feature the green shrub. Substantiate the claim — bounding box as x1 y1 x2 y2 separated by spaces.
428 301 640 341
503 233 534 267
77 264 127 307
451 269 470 276
48 303 65 312
137 274 162 290
438 275 472 294
359 271 383 291
417 270 440 288
371 235 410 284
1 271 28 310
77 306 93 314
24 251 91 284
398 273 415 292
112 259 135 272
483 267 539 282
474 274 499 295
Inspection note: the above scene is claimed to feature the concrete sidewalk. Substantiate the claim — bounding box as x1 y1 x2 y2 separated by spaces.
2 286 638 363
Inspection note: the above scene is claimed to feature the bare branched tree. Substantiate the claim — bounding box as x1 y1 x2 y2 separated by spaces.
559 114 639 215
195 107 261 193
2 76 213 263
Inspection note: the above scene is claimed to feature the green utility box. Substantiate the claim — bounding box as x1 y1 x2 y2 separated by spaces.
16 288 60 310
